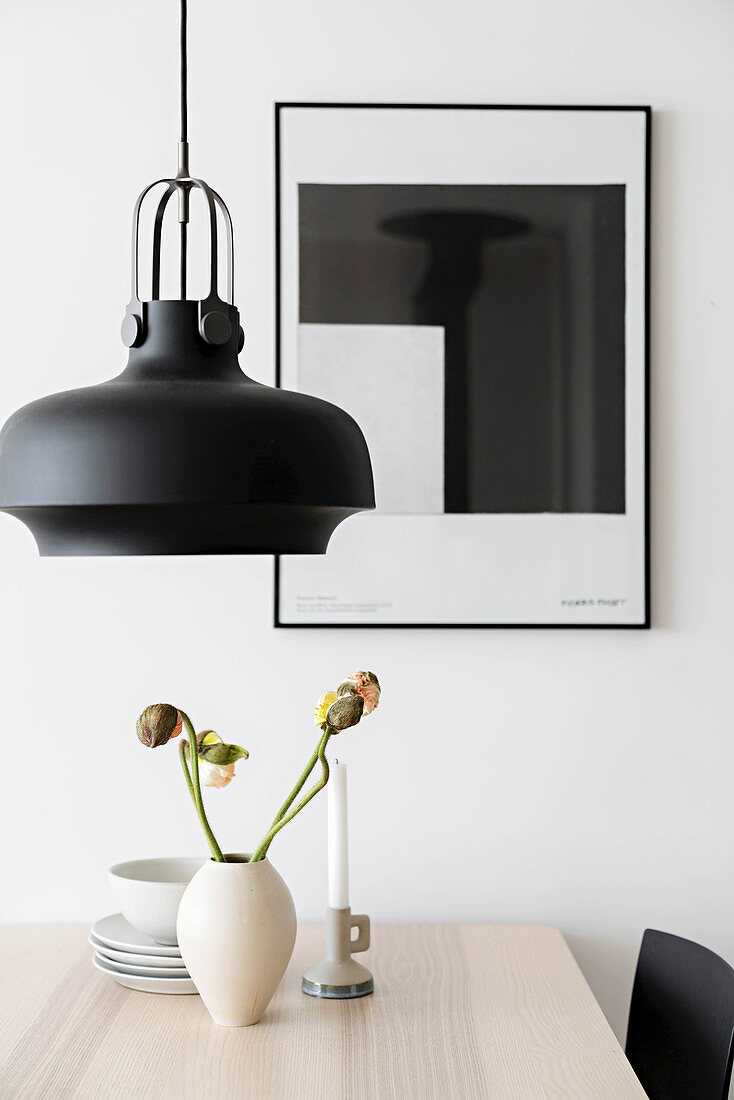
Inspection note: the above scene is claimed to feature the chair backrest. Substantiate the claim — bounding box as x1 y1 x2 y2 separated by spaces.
626 929 734 1100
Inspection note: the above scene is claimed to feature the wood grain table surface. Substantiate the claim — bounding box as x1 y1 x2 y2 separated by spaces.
0 923 647 1099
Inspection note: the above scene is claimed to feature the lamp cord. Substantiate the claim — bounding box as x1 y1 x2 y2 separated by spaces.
180 0 187 144
179 0 188 298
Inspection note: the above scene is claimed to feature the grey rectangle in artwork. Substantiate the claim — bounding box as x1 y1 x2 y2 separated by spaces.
298 182 626 516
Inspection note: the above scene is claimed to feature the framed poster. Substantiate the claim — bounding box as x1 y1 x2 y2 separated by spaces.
275 104 650 628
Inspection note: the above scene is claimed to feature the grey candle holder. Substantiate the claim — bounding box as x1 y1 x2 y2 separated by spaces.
302 906 374 998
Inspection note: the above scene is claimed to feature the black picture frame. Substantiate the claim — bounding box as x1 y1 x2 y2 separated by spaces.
274 103 651 630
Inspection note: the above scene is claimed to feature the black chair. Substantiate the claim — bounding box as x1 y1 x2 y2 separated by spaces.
626 929 734 1100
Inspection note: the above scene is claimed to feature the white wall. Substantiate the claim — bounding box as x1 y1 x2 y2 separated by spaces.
1 0 733 1042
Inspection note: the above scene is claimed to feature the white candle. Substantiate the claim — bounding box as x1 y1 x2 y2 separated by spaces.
327 760 349 910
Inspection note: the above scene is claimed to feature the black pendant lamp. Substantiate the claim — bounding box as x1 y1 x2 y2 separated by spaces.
0 2 374 556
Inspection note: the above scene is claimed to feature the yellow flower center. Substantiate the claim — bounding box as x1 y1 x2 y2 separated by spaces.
314 690 338 726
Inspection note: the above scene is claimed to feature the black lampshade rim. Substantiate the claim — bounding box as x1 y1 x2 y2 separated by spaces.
0 500 376 511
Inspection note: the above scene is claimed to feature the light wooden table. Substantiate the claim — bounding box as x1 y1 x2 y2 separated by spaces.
0 924 647 1099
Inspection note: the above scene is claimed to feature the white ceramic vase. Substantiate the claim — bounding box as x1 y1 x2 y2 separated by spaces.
176 854 296 1027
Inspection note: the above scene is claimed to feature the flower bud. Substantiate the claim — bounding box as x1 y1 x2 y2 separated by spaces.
184 731 248 788
136 704 182 748
340 671 381 715
197 733 249 766
326 693 364 731
336 679 358 697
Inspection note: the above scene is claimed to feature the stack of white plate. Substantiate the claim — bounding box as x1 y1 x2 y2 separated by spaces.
90 914 198 995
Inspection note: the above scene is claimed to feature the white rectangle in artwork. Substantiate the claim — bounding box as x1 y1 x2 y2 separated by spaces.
298 323 444 515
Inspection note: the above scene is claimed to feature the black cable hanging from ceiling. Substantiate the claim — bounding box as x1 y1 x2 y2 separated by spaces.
179 0 188 299
0 0 375 556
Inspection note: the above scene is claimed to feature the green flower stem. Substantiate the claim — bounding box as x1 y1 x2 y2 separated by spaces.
267 742 321 831
179 740 195 805
180 711 225 863
250 729 332 862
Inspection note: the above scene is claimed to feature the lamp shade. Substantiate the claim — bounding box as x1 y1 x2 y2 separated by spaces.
0 299 374 555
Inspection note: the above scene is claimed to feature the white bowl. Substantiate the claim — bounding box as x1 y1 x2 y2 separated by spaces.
108 857 205 946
